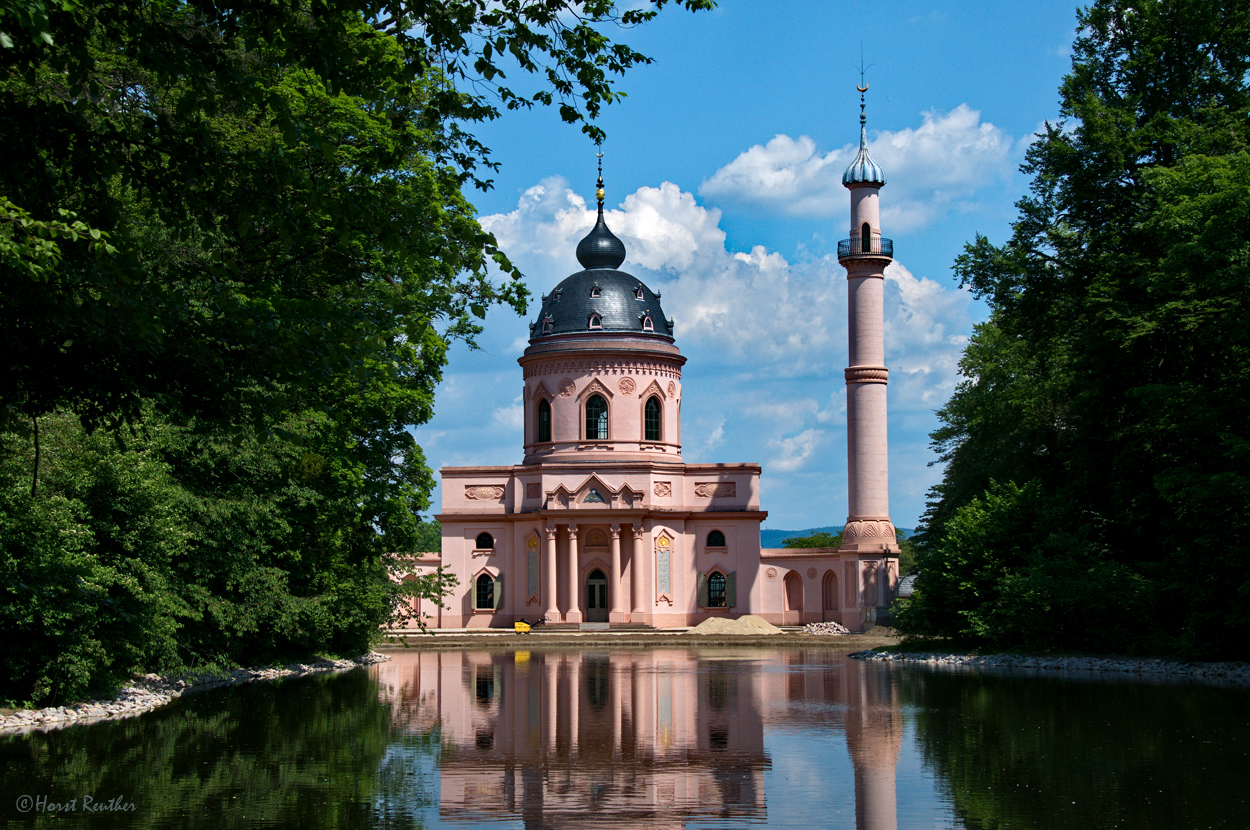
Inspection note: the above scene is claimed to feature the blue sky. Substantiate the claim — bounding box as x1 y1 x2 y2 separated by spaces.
417 1 1081 531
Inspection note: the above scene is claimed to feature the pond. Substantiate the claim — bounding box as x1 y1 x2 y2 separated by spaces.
2 648 1247 829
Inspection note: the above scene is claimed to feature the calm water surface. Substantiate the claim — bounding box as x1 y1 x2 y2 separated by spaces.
2 648 1248 829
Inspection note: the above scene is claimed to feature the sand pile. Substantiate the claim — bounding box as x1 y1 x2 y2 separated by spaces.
689 615 783 636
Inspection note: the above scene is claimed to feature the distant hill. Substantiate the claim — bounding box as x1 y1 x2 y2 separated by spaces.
760 525 914 548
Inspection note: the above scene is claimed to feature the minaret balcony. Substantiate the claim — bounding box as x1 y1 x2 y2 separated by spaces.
837 237 893 261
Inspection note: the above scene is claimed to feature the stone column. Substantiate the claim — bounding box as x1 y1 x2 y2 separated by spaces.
565 523 582 624
609 523 626 623
630 524 647 624
543 524 559 623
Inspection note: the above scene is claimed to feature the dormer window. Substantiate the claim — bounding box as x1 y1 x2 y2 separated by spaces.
588 313 602 329
589 285 601 298
541 315 553 335
641 313 654 332
634 286 644 300
553 288 563 302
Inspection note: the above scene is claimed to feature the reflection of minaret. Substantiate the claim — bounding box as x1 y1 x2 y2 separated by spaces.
844 658 902 830
837 74 901 629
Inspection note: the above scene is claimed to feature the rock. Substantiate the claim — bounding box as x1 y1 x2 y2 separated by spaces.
802 621 851 636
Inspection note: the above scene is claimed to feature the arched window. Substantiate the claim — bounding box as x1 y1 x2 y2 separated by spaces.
861 222 871 252
475 532 494 550
707 572 727 608
641 313 654 332
590 285 601 298
541 315 553 334
706 530 726 548
644 396 662 441
634 286 645 300
475 573 495 609
588 313 602 329
537 398 551 442
585 395 608 440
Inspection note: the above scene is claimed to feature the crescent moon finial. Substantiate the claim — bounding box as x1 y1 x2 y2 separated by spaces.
857 83 869 93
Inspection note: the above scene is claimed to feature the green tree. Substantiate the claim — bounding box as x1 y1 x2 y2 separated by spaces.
1 0 714 702
782 530 843 549
1 0 713 432
906 0 1250 657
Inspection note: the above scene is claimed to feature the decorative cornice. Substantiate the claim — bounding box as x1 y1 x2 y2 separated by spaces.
845 366 889 384
522 355 682 380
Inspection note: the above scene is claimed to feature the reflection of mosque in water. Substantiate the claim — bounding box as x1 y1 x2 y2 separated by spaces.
376 650 902 829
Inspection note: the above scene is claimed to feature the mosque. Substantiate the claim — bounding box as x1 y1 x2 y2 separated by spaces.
406 98 901 631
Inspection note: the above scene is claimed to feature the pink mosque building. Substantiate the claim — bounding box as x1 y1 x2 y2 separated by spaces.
411 101 900 631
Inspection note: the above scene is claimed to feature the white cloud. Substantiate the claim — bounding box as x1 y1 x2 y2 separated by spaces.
491 397 524 430
768 428 825 473
461 173 980 525
883 261 974 412
698 104 1015 231
703 418 726 453
478 177 974 409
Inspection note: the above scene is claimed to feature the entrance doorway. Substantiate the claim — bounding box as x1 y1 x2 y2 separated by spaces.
586 568 609 623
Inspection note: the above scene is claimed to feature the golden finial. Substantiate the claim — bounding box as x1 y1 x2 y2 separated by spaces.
595 150 605 211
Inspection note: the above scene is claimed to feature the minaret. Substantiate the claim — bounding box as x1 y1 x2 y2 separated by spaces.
837 80 900 630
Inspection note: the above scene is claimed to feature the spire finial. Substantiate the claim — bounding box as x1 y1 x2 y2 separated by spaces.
843 50 886 188
595 147 605 217
855 46 873 132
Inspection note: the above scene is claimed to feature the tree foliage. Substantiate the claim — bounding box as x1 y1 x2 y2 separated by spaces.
1 0 711 703
781 530 843 549
901 0 1250 657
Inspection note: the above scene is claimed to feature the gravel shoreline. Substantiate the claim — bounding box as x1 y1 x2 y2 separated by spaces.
0 653 390 736
849 649 1250 686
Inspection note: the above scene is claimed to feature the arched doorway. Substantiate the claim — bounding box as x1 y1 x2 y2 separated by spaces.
783 571 803 625
822 569 840 623
586 568 608 623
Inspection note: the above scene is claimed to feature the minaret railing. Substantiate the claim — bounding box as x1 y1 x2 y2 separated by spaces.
837 237 894 260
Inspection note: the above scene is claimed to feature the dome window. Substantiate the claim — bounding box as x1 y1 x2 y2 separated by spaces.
590 285 601 298
588 313 603 330
644 396 662 441
585 395 608 440
537 398 551 442
553 288 563 302
634 286 644 300
641 313 654 332
475 532 494 550
707 530 726 548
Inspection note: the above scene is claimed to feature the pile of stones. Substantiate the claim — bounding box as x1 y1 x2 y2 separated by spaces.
0 653 389 735
802 621 852 636
848 650 1250 685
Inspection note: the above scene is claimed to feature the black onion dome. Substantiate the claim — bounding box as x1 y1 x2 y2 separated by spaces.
529 267 673 342
575 213 627 269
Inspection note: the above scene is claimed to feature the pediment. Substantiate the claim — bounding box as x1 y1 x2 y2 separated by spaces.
576 377 614 402
531 380 554 401
543 474 644 509
640 378 667 401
